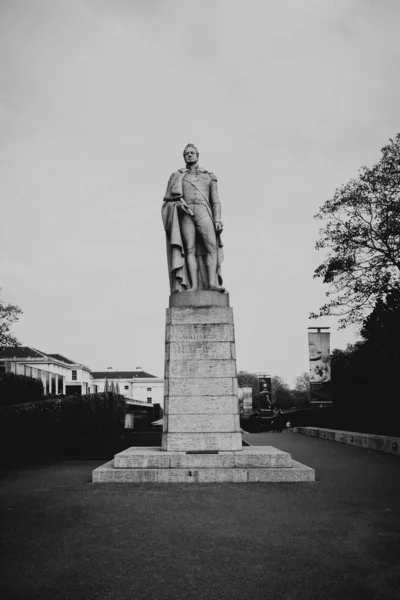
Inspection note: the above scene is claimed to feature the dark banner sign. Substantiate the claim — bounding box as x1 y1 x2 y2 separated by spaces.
258 375 273 412
308 331 332 404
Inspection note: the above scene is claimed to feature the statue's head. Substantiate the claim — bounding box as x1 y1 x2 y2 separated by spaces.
183 143 199 165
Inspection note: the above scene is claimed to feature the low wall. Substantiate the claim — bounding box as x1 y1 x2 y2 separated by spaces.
294 427 400 456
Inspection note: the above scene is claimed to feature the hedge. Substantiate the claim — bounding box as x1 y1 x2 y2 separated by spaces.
0 392 127 462
0 372 44 406
287 404 400 437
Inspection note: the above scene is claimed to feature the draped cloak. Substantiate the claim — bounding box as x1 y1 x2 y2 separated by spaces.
161 167 224 293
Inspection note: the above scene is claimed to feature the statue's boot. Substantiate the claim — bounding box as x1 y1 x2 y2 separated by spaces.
209 282 225 293
206 254 225 293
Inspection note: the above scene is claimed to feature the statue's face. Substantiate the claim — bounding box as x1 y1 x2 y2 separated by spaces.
183 147 199 165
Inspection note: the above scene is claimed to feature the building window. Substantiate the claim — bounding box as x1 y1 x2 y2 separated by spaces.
124 385 129 390
147 397 152 403
147 387 152 391
71 370 77 381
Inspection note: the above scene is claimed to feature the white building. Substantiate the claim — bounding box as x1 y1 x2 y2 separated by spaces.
90 367 164 408
0 347 91 395
0 349 164 407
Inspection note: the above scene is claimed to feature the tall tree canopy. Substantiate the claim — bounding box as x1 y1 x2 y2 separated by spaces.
0 288 22 349
329 289 400 407
311 134 400 328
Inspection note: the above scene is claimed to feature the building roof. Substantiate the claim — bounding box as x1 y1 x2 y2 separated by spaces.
0 346 47 359
47 353 77 365
0 347 90 370
91 370 157 379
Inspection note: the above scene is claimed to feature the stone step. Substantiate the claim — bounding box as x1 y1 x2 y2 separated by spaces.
93 459 315 483
162 432 243 452
113 446 292 469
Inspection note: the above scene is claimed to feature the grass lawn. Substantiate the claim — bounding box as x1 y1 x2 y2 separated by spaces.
0 432 399 600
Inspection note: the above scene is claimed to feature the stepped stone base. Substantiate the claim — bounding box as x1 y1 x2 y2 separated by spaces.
93 292 315 483
92 446 315 483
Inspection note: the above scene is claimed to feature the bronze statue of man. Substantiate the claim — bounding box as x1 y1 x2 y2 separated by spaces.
162 144 225 294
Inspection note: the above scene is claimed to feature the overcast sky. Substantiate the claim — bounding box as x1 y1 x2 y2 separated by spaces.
1 0 399 384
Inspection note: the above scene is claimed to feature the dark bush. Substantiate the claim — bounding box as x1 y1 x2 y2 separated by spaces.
0 392 127 463
289 404 400 437
0 372 43 406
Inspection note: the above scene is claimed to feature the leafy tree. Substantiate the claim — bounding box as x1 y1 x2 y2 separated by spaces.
237 371 259 390
293 372 310 393
291 372 311 406
358 288 400 407
311 134 400 328
360 287 400 354
330 344 367 406
329 290 400 406
0 288 22 349
271 376 293 409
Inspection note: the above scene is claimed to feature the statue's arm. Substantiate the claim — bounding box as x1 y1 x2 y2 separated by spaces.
163 172 194 217
209 173 223 229
163 174 176 202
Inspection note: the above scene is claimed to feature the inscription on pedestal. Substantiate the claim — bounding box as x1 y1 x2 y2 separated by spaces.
166 396 238 415
165 359 237 379
166 306 234 325
168 341 233 360
168 377 236 397
166 323 234 342
167 413 240 433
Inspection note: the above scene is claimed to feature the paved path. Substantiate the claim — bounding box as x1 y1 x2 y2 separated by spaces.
1 432 399 600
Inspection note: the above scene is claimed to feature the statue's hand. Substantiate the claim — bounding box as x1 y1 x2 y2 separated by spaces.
215 221 223 233
178 199 194 218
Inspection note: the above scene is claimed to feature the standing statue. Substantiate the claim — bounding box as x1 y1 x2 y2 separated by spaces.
162 144 225 294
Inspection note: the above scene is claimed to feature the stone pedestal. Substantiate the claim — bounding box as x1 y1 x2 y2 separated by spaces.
92 291 315 483
162 291 242 452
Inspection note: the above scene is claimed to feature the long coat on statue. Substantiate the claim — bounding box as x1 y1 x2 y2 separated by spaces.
162 167 224 293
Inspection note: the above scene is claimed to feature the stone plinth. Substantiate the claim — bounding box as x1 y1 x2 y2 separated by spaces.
92 446 315 483
163 293 242 452
113 446 292 469
169 291 230 308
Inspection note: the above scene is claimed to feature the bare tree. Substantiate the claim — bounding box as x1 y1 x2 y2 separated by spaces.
0 288 22 349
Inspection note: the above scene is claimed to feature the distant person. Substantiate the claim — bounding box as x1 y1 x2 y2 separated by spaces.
273 410 284 433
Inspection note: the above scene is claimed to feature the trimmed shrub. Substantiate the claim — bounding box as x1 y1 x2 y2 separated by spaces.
288 404 400 437
0 372 43 406
0 392 127 462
